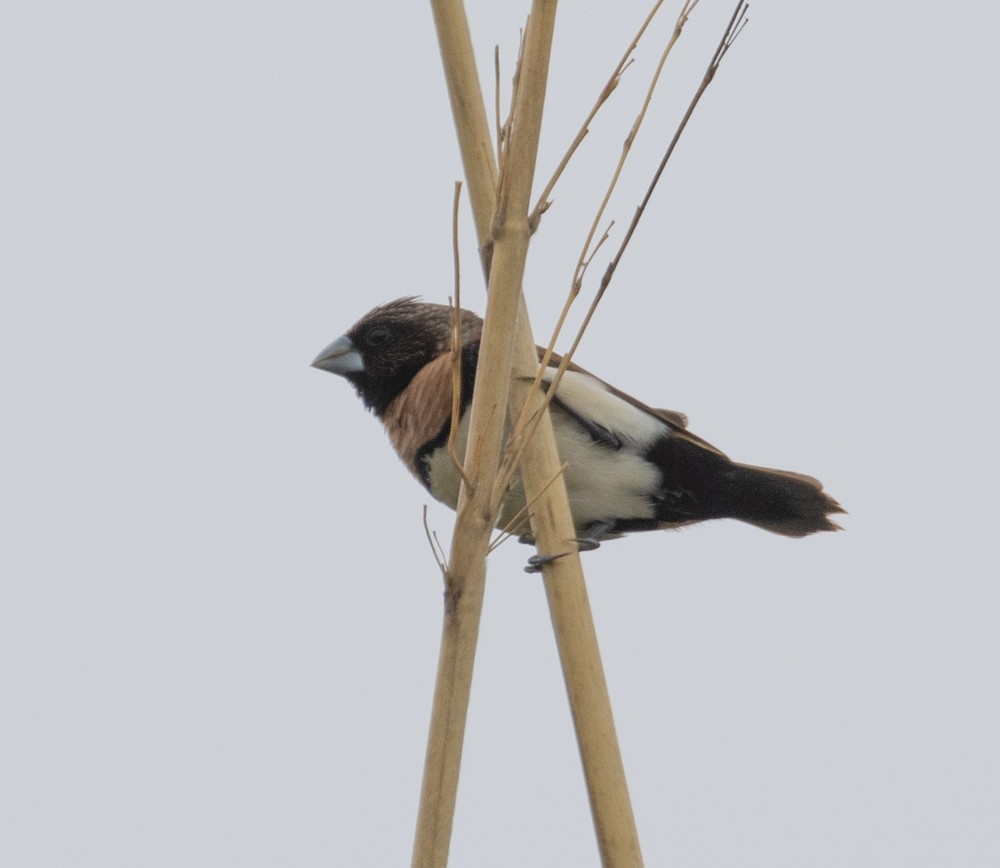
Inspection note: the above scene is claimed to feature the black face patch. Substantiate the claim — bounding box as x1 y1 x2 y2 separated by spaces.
339 299 483 416
347 298 482 416
346 317 446 414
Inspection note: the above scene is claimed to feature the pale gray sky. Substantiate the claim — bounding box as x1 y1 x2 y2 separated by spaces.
3 2 998 866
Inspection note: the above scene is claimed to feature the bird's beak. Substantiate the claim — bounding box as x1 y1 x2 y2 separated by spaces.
311 335 364 375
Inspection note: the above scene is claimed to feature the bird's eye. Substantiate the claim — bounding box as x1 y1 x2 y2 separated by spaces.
367 325 391 347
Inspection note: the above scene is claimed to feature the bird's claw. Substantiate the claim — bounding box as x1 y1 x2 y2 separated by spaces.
523 521 614 572
524 550 573 574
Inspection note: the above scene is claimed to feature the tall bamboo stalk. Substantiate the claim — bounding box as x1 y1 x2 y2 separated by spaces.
415 1 642 865
410 7 496 867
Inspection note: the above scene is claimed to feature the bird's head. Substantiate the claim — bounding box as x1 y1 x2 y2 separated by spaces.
311 297 481 415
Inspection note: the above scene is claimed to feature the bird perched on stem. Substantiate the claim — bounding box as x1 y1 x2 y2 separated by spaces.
312 298 843 559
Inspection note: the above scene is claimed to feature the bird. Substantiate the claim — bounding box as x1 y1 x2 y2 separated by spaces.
311 297 843 563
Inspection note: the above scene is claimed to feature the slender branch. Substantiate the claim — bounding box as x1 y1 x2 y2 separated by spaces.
506 0 702 459
526 0 704 235
506 317 646 868
573 0 700 294
413 4 500 866
447 182 472 489
597 0 749 299
541 0 749 426
422 505 449 576
493 47 501 162
498 221 612 484
497 12 645 864
529 0 673 229
415 3 566 866
487 460 569 555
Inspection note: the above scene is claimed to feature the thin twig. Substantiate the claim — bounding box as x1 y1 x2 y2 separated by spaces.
596 0 749 300
448 181 473 490
544 0 749 424
490 24 531 236
572 0 701 306
488 460 570 554
504 0 703 461
423 505 450 577
498 219 613 476
494 47 502 162
529 0 674 230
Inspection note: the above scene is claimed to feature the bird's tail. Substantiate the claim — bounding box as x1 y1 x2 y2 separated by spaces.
715 461 844 537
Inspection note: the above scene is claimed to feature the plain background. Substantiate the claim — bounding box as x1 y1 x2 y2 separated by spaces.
3 1 998 865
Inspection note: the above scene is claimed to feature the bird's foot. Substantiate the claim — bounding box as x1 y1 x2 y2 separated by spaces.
573 519 615 553
523 520 615 573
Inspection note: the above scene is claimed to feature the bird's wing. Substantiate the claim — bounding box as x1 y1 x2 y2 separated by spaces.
538 349 728 458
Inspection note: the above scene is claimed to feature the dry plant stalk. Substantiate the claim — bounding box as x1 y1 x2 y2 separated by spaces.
413 6 500 867
418 1 643 867
447 182 471 489
414 0 747 863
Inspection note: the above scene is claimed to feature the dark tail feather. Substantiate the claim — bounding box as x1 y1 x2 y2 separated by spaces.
649 434 844 537
720 462 845 537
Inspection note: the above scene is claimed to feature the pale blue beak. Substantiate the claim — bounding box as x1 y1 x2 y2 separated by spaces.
311 335 364 375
